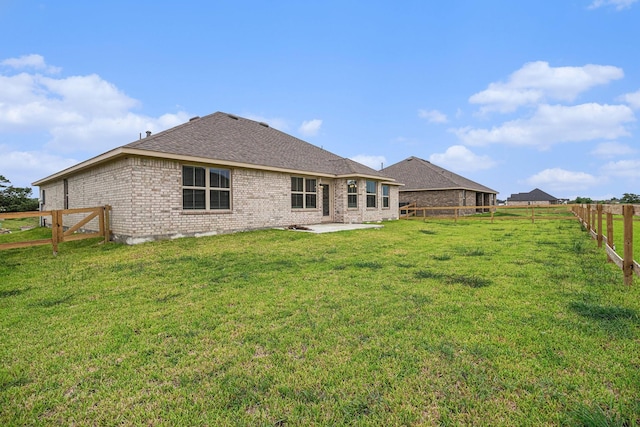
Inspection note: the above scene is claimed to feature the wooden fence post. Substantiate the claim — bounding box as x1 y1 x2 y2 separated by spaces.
531 206 535 224
586 204 591 232
596 204 603 248
606 211 614 263
104 205 111 243
51 209 61 255
623 204 634 286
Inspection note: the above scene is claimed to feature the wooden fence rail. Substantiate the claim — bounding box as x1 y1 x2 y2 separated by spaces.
400 203 574 223
573 204 639 286
0 205 111 255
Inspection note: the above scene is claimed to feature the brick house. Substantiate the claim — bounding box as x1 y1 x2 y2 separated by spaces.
381 156 497 214
506 188 559 205
33 112 400 244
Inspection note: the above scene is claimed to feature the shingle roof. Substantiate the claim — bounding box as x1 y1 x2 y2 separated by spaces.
33 112 396 186
381 156 497 193
125 112 391 179
507 188 558 202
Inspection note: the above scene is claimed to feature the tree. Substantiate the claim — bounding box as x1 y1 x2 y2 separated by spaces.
573 196 593 204
0 175 39 212
620 193 640 204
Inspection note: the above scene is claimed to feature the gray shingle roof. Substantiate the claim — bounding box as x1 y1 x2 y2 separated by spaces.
507 188 557 202
381 156 497 193
125 112 392 179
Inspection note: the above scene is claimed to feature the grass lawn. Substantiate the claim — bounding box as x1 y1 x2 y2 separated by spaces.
1 219 639 426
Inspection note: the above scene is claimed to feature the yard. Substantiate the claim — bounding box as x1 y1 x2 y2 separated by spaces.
1 218 639 425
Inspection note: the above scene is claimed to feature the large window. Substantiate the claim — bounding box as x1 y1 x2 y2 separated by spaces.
382 185 390 208
347 180 358 208
291 177 317 209
182 165 231 210
366 180 377 208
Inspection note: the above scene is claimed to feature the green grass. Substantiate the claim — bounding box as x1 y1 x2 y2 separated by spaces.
609 216 640 261
1 219 640 426
0 216 40 232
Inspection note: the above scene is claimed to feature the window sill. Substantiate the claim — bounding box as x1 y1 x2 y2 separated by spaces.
181 210 232 215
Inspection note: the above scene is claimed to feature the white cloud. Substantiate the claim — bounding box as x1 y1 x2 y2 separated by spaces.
590 141 637 158
0 146 78 188
588 0 638 10
0 55 190 155
418 109 448 123
298 119 323 137
600 159 640 178
469 61 624 114
454 103 635 148
620 89 640 109
428 145 496 172
350 155 386 170
526 168 598 192
1 54 61 74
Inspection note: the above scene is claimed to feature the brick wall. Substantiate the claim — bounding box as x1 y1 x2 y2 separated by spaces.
400 189 495 216
333 179 398 223
37 157 399 244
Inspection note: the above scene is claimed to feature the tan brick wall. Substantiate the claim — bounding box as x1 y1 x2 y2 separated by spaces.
400 189 495 216
37 157 399 244
333 179 399 223
507 200 551 206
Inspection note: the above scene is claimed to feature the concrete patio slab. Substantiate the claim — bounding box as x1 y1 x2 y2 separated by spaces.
281 223 384 234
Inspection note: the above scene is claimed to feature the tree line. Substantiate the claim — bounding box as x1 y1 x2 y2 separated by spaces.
0 175 39 212
573 193 640 204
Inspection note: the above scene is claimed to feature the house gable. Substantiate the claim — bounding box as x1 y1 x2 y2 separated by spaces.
381 156 497 193
507 188 558 204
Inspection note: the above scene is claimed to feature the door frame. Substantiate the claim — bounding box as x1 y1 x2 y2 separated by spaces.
321 183 333 222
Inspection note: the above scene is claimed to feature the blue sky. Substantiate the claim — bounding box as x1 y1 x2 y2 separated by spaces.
1 0 639 201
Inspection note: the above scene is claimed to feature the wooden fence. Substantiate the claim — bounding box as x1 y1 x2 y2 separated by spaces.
573 204 639 286
0 205 111 254
400 203 575 223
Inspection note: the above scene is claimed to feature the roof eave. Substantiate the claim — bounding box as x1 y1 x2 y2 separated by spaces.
400 186 497 193
33 147 398 186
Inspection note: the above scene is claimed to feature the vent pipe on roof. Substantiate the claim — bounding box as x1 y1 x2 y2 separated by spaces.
259 122 269 128
146 131 152 138
189 116 200 121
227 114 239 120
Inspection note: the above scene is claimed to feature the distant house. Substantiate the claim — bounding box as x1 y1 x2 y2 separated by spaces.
33 112 400 244
506 188 559 205
381 156 498 214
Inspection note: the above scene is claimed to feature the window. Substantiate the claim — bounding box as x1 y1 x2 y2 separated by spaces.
182 165 231 210
291 177 317 209
366 180 377 208
347 180 358 208
63 179 69 209
382 185 390 208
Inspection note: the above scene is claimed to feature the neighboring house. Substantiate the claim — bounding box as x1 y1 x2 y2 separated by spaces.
506 188 559 205
33 112 400 244
381 156 498 214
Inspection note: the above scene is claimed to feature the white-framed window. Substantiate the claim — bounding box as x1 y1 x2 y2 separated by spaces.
382 185 390 208
347 180 358 208
366 180 377 208
182 165 231 210
291 177 317 209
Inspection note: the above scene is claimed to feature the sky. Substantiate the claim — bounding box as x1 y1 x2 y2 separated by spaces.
1 0 639 201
